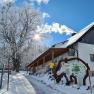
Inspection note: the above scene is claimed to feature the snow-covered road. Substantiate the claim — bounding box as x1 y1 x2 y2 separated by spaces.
0 73 37 94
1 72 93 94
0 72 63 94
26 74 94 94
26 75 63 94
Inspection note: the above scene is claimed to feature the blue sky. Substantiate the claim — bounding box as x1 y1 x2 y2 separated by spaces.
16 0 94 46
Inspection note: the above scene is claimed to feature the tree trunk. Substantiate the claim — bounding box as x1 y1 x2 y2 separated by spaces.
15 61 20 72
12 56 20 72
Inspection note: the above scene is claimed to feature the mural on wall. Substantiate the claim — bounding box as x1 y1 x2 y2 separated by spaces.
52 57 90 86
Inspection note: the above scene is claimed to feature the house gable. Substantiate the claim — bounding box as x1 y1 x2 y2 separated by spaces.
78 25 94 44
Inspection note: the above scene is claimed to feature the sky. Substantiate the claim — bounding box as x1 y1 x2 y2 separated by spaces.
1 0 94 46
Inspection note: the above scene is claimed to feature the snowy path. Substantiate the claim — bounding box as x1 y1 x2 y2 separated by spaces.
0 73 63 94
27 74 94 94
26 75 63 94
0 73 37 94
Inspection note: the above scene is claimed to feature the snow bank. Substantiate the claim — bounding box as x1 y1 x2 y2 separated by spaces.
30 73 94 94
0 72 36 94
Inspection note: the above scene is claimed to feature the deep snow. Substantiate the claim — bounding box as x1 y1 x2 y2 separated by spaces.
1 71 94 94
29 73 94 94
26 75 63 94
0 72 36 94
0 71 64 94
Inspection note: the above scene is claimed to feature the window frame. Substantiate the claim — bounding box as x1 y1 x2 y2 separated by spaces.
68 49 75 56
90 54 94 62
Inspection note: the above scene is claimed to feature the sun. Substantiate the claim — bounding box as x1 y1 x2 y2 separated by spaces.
33 34 41 41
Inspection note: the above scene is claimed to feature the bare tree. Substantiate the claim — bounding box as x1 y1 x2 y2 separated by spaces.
0 2 41 72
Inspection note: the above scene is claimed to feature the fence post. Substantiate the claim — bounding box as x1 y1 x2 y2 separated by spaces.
7 58 10 91
0 64 4 89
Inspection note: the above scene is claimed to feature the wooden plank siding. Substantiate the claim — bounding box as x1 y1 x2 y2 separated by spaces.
27 48 69 69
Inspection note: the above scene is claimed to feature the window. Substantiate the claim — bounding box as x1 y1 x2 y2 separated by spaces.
90 54 94 62
68 49 75 56
92 71 94 76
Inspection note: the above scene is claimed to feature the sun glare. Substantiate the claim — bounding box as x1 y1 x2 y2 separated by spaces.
33 34 41 41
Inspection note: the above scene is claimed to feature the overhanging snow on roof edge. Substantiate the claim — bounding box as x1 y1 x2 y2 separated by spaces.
54 22 94 48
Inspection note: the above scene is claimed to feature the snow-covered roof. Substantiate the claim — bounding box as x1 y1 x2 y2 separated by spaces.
54 22 94 48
